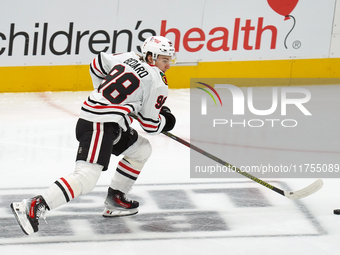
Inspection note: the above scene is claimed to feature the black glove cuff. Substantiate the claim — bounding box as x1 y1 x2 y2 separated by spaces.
160 106 176 132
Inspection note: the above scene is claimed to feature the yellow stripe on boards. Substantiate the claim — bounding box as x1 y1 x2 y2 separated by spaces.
0 65 93 92
166 58 340 88
0 58 339 92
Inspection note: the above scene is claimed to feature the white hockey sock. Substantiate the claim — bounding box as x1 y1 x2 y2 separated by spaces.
42 175 82 210
42 161 103 210
110 157 143 193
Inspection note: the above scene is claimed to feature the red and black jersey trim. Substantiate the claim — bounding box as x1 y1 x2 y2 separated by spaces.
90 65 102 79
80 105 132 130
137 112 161 133
87 97 107 106
90 53 107 79
86 97 136 113
124 103 136 112
81 102 135 116
137 112 159 124
81 107 126 117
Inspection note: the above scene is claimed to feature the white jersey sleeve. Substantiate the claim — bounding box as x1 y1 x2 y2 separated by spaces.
136 71 168 134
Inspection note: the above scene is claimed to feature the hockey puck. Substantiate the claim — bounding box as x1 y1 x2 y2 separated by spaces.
333 209 340 215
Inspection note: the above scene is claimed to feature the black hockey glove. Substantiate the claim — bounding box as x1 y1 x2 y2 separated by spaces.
160 106 176 132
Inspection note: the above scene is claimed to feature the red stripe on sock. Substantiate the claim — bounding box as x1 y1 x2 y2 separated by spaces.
118 161 140 175
60 177 75 199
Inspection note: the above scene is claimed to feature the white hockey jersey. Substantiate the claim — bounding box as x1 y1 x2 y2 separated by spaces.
80 52 169 134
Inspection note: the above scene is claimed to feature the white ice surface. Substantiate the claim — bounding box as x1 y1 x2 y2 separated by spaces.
0 86 340 255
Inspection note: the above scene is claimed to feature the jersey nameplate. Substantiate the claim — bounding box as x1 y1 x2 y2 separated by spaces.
123 58 149 78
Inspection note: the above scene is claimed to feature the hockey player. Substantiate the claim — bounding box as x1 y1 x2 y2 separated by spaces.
10 36 176 235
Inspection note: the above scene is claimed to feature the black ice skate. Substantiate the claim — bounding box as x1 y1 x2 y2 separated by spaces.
10 195 49 235
103 187 139 217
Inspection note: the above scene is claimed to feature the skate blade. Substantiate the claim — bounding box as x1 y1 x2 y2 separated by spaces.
102 207 138 217
10 202 34 235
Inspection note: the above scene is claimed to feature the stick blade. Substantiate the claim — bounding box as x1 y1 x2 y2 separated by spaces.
284 179 323 200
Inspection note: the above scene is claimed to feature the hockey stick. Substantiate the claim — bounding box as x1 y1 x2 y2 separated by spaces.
161 131 323 200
